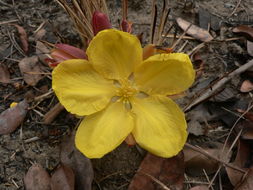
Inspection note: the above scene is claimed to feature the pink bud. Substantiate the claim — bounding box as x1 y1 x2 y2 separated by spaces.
121 19 132 33
92 11 112 35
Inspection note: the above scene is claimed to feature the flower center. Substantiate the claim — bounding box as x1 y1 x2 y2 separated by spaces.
116 79 137 99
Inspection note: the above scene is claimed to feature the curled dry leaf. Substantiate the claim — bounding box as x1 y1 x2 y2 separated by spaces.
240 80 253 92
233 25 253 42
237 167 253 190
240 121 253 140
184 142 231 176
128 152 184 190
192 52 204 77
0 63 10 83
226 140 250 186
189 185 209 190
176 17 213 42
60 132 93 190
247 40 253 56
12 24 29 53
18 56 44 86
24 164 51 190
0 100 28 134
51 164 75 190
34 28 46 40
36 41 51 65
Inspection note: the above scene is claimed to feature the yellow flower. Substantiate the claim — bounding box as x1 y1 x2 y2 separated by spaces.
52 29 195 158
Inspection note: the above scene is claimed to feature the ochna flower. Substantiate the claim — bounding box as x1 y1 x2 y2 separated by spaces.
52 29 195 158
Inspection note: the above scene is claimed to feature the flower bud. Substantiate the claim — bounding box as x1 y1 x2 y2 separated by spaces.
92 11 112 35
121 19 132 33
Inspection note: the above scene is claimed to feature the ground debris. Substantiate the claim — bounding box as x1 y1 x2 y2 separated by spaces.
18 56 44 86
128 152 184 190
0 99 28 134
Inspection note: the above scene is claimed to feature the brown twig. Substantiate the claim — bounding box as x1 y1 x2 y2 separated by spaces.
43 102 65 124
184 59 253 111
227 0 242 18
170 23 192 50
185 143 246 173
122 0 128 20
138 171 171 190
0 19 18 25
150 0 157 44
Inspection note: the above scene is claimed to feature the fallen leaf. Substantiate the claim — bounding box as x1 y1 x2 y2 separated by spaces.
24 164 51 190
35 28 46 40
18 56 44 86
184 142 231 176
226 140 250 186
0 63 10 83
12 24 29 53
210 87 237 102
36 41 51 65
60 133 93 190
0 100 28 134
176 17 213 42
247 40 253 56
198 8 210 30
189 185 209 190
240 121 253 140
240 80 253 92
51 164 75 190
193 52 204 77
187 104 215 136
128 152 184 190
233 25 253 41
237 167 253 190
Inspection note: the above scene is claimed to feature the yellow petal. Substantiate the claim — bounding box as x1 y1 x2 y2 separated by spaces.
75 102 134 158
131 96 187 158
86 29 142 80
134 53 195 95
52 59 116 116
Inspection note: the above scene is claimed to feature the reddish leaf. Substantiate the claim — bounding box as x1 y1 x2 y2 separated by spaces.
60 133 93 190
189 186 209 190
233 25 253 41
176 17 213 42
0 100 28 134
240 80 253 92
128 152 184 190
12 24 29 53
54 44 87 59
18 56 44 86
226 140 250 186
24 164 51 190
51 164 75 190
237 167 253 190
0 63 10 83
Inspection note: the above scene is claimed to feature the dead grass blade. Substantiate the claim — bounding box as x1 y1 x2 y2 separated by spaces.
56 0 109 47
